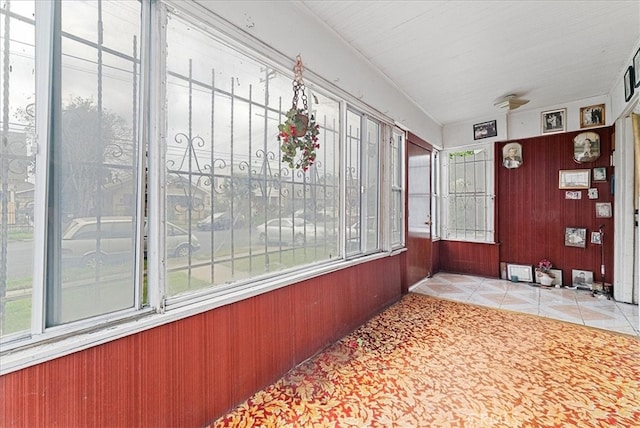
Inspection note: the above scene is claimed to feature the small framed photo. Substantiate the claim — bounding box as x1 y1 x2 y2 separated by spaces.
579 104 605 128
592 167 607 182
571 269 594 290
541 108 566 134
591 231 602 245
473 120 497 140
559 169 590 189
588 188 598 199
595 202 612 218
507 263 534 283
565 191 582 200
624 66 634 102
573 132 600 163
565 227 587 248
634 47 640 89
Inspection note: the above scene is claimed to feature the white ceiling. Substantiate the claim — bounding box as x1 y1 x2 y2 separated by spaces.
299 1 640 126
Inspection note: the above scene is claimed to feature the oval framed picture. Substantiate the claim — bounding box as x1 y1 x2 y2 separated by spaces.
502 142 523 169
573 132 600 163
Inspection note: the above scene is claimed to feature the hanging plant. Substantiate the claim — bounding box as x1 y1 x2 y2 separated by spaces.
279 108 320 171
278 55 320 171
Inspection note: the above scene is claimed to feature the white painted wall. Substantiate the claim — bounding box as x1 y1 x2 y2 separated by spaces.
193 0 443 146
443 37 639 148
443 95 609 148
442 113 507 150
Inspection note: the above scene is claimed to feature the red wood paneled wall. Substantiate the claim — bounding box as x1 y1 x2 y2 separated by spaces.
496 127 614 286
0 256 402 427
439 240 500 277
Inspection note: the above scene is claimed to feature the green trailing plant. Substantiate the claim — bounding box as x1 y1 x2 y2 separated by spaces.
278 55 320 172
278 107 320 171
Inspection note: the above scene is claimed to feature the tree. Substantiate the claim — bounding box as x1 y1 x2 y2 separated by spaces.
18 97 135 218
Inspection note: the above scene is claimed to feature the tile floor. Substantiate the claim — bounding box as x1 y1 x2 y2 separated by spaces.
412 272 640 337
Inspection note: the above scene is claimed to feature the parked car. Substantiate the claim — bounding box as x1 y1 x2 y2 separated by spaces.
255 217 324 246
62 217 200 267
294 207 338 223
197 212 245 230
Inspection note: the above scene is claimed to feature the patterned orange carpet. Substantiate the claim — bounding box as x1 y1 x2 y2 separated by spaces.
210 293 640 427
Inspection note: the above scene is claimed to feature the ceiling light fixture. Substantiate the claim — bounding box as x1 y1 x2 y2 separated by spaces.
494 94 529 110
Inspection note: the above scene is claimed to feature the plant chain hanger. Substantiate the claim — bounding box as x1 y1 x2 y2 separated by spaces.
278 55 319 171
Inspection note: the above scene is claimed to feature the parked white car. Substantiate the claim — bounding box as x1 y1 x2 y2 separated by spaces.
197 212 245 230
255 217 324 246
62 217 200 267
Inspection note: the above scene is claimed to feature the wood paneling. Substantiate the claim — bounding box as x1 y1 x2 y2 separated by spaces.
496 127 615 286
431 240 441 274
440 240 500 277
0 256 402 427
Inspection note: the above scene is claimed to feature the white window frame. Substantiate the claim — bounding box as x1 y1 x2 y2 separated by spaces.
431 150 441 241
389 127 405 249
440 144 495 243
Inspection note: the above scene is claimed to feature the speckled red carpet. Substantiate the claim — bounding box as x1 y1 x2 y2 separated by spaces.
209 293 640 427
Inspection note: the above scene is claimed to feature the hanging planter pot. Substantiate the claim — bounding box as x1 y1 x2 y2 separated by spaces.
278 107 319 171
292 113 309 136
278 55 320 171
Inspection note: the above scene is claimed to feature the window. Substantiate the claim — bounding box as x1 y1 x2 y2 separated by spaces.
1 0 37 338
345 109 380 255
441 147 494 242
45 0 143 326
390 129 404 247
0 0 401 368
431 150 441 240
163 11 341 298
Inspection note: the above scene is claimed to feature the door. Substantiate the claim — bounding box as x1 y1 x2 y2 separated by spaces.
406 141 433 287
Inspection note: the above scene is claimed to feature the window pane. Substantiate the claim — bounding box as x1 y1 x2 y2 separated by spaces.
408 150 431 236
364 119 379 252
345 110 361 253
164 11 340 297
390 130 403 246
0 1 36 337
445 149 492 241
345 111 380 254
46 0 141 326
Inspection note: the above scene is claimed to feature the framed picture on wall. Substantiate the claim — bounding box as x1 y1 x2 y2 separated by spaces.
593 167 607 182
573 132 600 163
595 202 612 218
634 47 640 88
502 142 523 169
624 66 634 102
565 227 587 248
559 169 590 189
541 108 566 134
579 104 605 128
591 231 602 244
473 120 497 140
